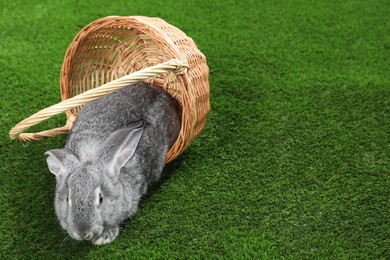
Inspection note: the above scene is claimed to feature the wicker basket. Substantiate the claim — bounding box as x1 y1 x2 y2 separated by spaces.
9 16 210 163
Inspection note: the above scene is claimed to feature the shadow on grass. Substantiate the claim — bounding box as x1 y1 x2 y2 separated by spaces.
148 155 184 194
118 154 184 230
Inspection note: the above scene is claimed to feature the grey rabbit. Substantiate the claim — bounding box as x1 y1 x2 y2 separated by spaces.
45 82 181 245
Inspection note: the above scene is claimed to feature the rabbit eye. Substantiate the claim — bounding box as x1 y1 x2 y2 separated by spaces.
99 194 103 204
94 188 103 206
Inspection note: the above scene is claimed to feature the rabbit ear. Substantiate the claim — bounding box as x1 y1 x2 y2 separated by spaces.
101 120 144 175
45 148 79 176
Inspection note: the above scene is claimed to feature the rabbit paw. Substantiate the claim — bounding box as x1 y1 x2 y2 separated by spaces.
92 226 119 245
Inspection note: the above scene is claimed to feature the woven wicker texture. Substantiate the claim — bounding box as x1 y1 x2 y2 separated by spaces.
9 16 210 163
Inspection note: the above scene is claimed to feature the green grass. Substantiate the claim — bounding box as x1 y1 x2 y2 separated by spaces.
1 0 389 258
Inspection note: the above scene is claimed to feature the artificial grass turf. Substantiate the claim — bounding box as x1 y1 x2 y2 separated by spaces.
0 0 389 258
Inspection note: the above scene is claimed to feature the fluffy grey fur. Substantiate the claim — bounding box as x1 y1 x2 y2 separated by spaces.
45 83 181 245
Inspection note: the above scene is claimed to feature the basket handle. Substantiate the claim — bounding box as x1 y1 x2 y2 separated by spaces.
9 59 189 141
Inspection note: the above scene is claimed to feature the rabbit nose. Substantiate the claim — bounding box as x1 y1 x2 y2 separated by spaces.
76 225 93 240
